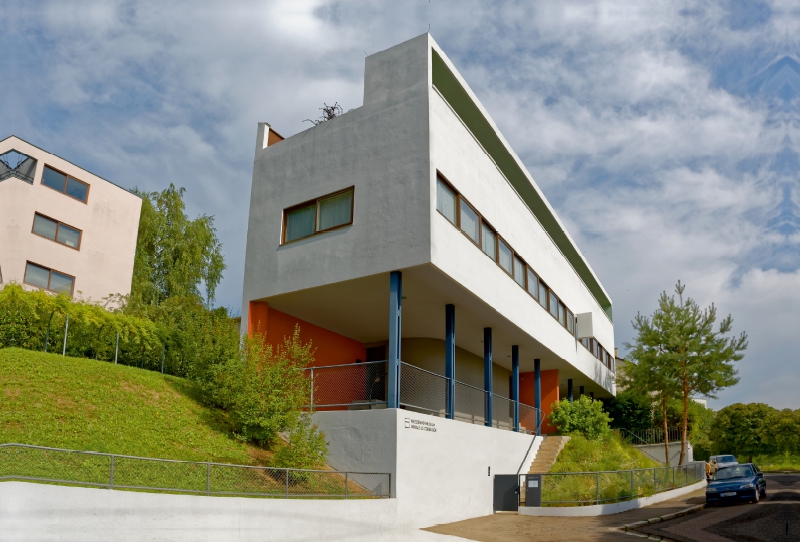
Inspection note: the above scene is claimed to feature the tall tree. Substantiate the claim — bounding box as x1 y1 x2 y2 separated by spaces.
619 333 681 465
130 184 225 307
626 282 746 465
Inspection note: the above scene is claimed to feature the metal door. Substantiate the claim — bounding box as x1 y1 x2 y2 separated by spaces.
493 475 519 512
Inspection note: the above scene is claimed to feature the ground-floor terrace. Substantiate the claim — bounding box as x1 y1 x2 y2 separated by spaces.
246 264 615 435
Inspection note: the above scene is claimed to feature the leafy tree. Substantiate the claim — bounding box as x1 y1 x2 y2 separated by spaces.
624 281 746 465
602 389 653 432
130 184 225 307
760 408 800 456
549 396 611 440
710 403 775 462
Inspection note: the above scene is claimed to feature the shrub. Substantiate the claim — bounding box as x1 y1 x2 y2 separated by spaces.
549 396 611 439
601 390 652 431
273 414 328 471
211 326 314 445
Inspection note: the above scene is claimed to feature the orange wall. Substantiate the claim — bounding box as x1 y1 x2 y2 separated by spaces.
519 369 560 435
248 301 366 366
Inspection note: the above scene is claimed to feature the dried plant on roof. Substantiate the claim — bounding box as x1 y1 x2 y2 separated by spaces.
304 102 345 126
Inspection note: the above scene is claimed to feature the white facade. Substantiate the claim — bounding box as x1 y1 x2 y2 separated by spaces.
0 136 142 301
241 34 615 399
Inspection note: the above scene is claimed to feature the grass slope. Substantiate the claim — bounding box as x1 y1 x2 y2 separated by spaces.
542 433 671 506
0 347 261 465
550 432 662 473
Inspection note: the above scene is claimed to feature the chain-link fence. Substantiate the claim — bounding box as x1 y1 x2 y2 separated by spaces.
533 462 704 506
519 403 541 434
0 443 391 499
304 361 388 410
454 381 488 425
399 362 449 415
491 394 514 430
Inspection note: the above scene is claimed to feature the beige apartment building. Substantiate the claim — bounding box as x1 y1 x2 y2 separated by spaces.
0 136 142 301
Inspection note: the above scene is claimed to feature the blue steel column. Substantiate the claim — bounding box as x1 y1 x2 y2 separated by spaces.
445 304 456 420
579 385 585 398
534 358 541 435
387 271 402 409
483 328 493 427
511 345 520 432
568 379 574 402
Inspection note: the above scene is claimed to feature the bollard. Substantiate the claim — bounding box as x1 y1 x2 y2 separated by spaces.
114 332 119 364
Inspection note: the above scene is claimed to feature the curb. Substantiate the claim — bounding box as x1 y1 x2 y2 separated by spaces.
620 504 705 539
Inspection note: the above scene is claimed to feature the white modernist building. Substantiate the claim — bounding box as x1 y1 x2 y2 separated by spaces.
241 34 616 525
0 136 142 301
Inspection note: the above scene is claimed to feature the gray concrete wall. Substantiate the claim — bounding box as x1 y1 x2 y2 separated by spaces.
241 34 433 327
636 442 693 465
312 408 542 528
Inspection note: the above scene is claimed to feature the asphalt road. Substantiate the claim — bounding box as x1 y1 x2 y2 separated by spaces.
641 473 800 542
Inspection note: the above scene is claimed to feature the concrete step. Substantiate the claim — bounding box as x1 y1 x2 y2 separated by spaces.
526 436 570 475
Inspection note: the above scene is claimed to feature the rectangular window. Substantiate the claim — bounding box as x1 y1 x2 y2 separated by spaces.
526 268 538 299
460 201 480 244
32 213 82 249
317 190 353 231
549 291 559 319
285 203 316 242
538 282 548 309
513 256 525 288
566 310 574 334
24 262 74 295
42 166 89 203
436 177 457 225
481 223 496 260
282 188 354 244
558 302 566 327
498 239 513 275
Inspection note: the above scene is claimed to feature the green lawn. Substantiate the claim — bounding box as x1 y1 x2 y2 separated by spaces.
0 347 259 464
752 454 800 472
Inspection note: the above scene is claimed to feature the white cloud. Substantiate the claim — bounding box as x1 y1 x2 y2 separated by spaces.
2 0 798 407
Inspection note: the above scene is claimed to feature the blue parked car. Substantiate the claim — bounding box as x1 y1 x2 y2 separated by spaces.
706 463 766 506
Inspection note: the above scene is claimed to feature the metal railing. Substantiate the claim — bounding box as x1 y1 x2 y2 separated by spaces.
525 462 705 506
622 426 683 445
305 361 541 434
0 443 391 499
306 361 389 411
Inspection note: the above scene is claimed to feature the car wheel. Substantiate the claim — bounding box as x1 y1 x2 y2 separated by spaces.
753 490 760 503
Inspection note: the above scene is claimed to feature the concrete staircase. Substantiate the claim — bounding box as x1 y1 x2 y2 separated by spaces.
527 436 570 474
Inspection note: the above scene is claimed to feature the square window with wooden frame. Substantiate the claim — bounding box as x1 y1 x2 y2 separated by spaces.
282 187 354 244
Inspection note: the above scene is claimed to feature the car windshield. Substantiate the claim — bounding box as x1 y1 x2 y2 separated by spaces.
718 455 736 463
714 466 753 480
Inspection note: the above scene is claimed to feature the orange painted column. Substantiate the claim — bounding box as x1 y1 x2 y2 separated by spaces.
520 369 560 434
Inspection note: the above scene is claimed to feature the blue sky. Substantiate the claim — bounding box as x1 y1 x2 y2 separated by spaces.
3 1 799 409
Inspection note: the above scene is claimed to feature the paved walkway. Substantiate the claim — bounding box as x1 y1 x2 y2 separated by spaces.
424 489 707 541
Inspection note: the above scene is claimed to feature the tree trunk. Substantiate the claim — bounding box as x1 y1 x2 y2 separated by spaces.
679 377 688 466
662 396 670 467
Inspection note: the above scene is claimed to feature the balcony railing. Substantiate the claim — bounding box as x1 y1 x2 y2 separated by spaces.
305 361 542 434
